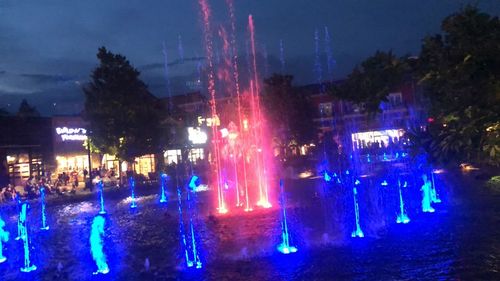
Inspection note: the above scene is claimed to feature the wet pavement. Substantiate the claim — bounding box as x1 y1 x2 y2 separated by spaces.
0 170 499 281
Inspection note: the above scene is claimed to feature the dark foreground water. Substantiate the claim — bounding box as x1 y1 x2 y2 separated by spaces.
0 170 499 281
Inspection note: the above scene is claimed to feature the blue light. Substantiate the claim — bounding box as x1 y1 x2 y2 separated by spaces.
97 180 106 215
129 177 137 209
381 180 388 186
430 168 442 204
351 187 364 238
19 203 37 272
421 174 435 213
90 215 109 275
189 176 199 190
0 216 9 263
160 173 168 203
177 186 202 269
323 171 332 182
40 186 49 230
277 179 298 254
354 179 360 185
396 179 410 224
177 188 192 267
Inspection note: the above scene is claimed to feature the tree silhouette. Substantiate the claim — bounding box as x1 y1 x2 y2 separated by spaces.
83 47 167 162
16 99 40 118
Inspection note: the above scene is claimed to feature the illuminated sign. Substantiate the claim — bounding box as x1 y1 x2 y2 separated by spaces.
56 127 88 142
188 127 207 144
197 115 220 127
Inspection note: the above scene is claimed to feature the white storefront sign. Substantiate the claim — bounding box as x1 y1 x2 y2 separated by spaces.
56 127 88 142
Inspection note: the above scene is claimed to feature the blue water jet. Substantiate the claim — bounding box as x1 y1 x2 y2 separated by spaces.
177 187 192 268
177 183 202 269
421 174 435 213
0 216 9 263
430 167 442 204
279 39 286 74
188 175 199 190
15 196 22 241
186 176 202 269
40 186 49 230
351 180 364 238
396 179 410 224
160 173 168 203
129 177 137 209
19 203 36 272
323 171 332 182
97 180 106 214
90 215 109 275
277 179 298 254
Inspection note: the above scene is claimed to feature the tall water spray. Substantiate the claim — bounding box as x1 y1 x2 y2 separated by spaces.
129 177 137 209
324 26 335 80
277 180 297 254
19 203 36 272
162 41 173 114
177 187 193 268
226 0 249 210
396 179 410 224
0 216 9 263
97 179 106 214
178 34 185 63
248 14 271 209
177 177 202 269
314 28 323 86
40 186 49 230
198 0 226 214
279 39 286 74
351 179 364 238
430 167 442 204
90 215 109 275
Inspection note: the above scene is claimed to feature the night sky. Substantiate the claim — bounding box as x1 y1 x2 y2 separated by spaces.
0 0 499 115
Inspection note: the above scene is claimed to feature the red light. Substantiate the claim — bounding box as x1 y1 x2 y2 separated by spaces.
427 117 435 123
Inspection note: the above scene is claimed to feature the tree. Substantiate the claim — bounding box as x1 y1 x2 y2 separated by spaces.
333 51 407 114
262 74 316 148
416 6 500 166
83 47 167 162
16 99 40 117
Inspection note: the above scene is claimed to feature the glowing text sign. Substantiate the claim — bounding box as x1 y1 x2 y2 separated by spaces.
56 127 88 142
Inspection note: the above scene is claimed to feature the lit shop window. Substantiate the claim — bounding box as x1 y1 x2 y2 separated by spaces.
164 150 181 165
188 148 204 163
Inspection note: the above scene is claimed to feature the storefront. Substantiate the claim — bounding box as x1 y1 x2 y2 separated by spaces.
164 126 207 165
0 116 53 186
52 116 99 181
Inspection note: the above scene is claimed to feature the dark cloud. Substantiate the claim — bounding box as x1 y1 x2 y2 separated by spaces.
0 0 499 115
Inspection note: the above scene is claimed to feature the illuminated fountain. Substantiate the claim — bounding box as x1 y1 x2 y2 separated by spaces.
40 186 49 230
97 179 106 214
0 216 9 263
90 215 109 275
396 179 410 224
160 173 168 203
129 177 138 209
351 178 364 238
430 167 442 204
277 180 297 254
421 174 435 213
19 203 37 273
177 176 202 269
198 0 273 214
